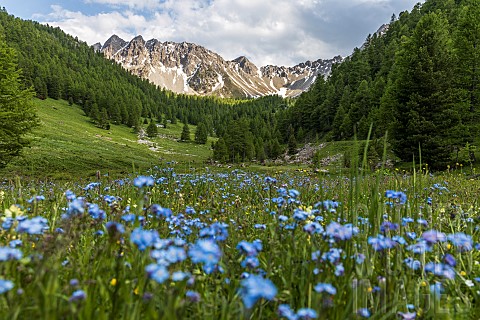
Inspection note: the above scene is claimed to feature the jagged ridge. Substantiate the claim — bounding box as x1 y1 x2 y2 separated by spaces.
98 35 342 98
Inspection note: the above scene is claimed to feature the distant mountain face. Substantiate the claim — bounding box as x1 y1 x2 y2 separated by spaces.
98 35 342 98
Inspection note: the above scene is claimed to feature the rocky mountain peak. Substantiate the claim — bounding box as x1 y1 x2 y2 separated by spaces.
131 35 145 45
92 42 102 52
231 56 259 76
101 34 127 53
100 34 342 98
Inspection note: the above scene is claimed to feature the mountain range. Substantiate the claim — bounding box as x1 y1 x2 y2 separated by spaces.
95 35 342 98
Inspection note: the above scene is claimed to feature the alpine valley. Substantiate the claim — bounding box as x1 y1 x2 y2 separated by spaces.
95 35 342 98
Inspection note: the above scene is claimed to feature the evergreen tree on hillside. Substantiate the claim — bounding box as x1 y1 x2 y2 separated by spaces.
213 137 228 162
146 119 158 138
181 122 191 141
455 0 480 116
99 108 110 130
194 122 208 144
255 138 266 162
0 36 38 168
287 125 297 155
268 138 283 159
388 12 468 168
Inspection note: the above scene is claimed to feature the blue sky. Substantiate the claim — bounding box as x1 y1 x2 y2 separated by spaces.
2 0 422 66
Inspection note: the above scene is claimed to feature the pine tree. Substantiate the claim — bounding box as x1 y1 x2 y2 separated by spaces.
455 0 480 115
0 36 38 168
181 122 191 141
268 138 283 159
389 12 468 168
109 103 121 124
255 138 266 162
47 74 61 100
33 76 47 99
287 125 297 155
99 108 110 130
194 122 208 144
213 137 228 162
89 103 100 123
146 120 158 138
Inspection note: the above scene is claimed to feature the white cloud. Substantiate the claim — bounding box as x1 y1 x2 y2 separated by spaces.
38 0 420 67
83 0 163 10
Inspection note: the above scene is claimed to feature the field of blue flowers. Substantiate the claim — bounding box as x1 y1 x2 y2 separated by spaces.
0 165 479 319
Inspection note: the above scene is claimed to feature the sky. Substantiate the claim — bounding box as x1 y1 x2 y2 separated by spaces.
2 0 422 67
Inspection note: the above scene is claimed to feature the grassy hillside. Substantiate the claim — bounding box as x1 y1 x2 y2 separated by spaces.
1 98 214 179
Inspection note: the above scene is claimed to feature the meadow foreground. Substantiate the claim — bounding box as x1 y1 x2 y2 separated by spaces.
0 165 479 319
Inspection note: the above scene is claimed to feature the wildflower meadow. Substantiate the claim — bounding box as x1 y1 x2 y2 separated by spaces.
0 164 479 319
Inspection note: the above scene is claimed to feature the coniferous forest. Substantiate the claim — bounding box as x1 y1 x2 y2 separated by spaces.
281 0 480 169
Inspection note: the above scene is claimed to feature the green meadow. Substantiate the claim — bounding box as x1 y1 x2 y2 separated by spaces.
1 99 480 320
2 98 214 179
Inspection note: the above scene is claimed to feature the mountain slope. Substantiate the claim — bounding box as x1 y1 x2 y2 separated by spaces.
2 98 213 178
100 35 342 98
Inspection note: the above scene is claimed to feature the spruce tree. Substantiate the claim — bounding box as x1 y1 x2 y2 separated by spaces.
146 120 158 138
194 122 208 144
287 125 297 155
255 139 266 162
455 0 480 115
388 12 468 168
99 108 109 129
0 36 38 168
89 103 100 123
269 138 283 159
181 122 191 141
213 137 228 162
33 76 47 99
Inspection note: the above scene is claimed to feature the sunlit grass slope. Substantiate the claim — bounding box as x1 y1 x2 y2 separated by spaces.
2 98 213 178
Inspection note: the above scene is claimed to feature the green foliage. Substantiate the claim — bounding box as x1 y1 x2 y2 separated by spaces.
287 125 297 155
213 137 228 162
194 122 208 144
98 108 110 130
213 118 256 162
454 0 480 115
180 122 191 141
146 120 158 138
389 12 468 168
0 35 38 168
